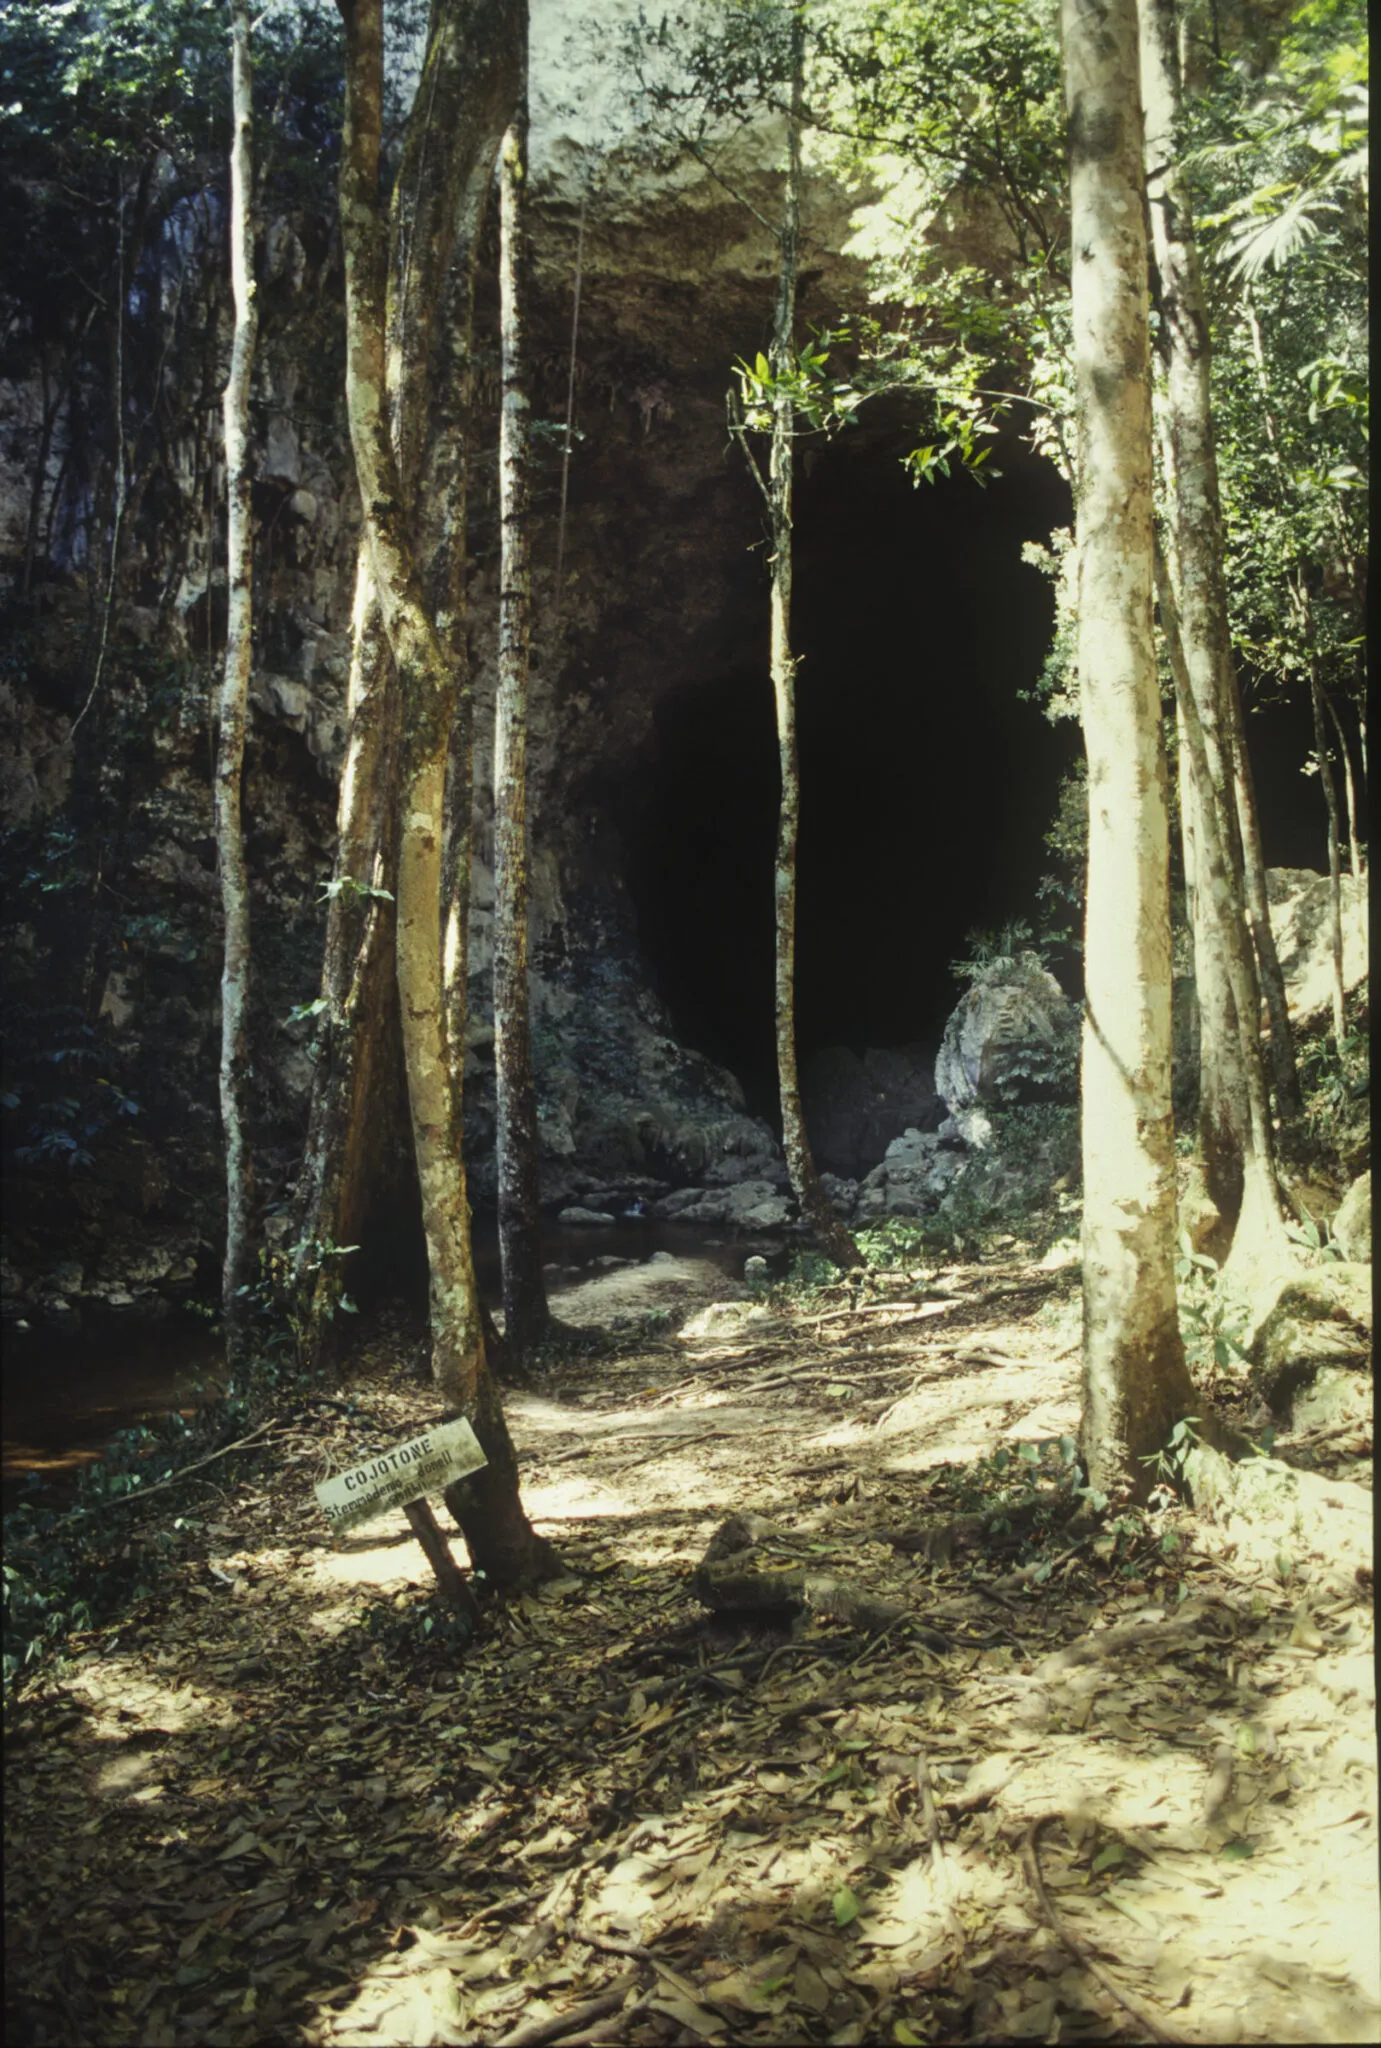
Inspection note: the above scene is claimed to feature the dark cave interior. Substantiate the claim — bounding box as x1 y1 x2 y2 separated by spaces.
615 417 1344 1127
619 420 1081 1122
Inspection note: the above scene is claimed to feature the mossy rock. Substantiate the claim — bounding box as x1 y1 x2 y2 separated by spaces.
1243 1261 1373 1419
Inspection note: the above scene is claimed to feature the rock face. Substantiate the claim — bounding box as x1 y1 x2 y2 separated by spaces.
1332 1172 1372 1264
1266 867 1369 1024
935 960 1079 1113
854 1127 966 1222
800 1042 940 1178
1243 1261 1373 1420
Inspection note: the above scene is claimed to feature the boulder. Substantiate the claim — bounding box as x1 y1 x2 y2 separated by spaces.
558 1206 616 1226
1332 1171 1371 1264
652 1179 791 1230
935 960 1078 1113
1266 867 1368 1025
855 1129 966 1221
801 1041 940 1178
1242 1261 1373 1419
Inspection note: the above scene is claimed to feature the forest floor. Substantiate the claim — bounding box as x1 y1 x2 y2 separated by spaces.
3 1246 1378 2048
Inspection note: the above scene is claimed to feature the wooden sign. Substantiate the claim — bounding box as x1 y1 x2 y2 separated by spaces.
315 1418 486 1536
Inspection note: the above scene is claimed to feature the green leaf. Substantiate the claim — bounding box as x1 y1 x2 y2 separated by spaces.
1091 1841 1127 1873
833 1884 861 1927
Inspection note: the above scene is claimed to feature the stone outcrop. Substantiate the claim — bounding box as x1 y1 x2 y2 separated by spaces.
934 959 1079 1113
801 1042 940 1179
1266 866 1368 1025
1242 1260 1373 1422
1332 1171 1372 1264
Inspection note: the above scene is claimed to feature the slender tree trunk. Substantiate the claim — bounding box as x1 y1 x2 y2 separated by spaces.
337 0 554 1585
1306 648 1348 1045
1139 0 1288 1277
1156 548 1290 1288
493 44 552 1354
766 15 860 1273
1063 0 1196 1499
293 552 408 1369
1324 687 1361 879
216 0 259 1361
1220 671 1302 1116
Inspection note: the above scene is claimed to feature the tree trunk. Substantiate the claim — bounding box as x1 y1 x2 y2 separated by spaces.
1307 652 1348 1045
1220 669 1302 1116
1063 0 1197 1499
1324 686 1361 880
216 0 259 1362
1139 0 1288 1279
292 552 409 1369
1156 547 1291 1290
337 0 554 1586
492 45 552 1355
767 15 860 1274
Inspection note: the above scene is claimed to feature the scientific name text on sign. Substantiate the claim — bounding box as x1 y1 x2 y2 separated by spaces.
314 1418 486 1535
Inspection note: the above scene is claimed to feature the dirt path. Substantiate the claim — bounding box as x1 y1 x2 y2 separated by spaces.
4 1252 1376 2046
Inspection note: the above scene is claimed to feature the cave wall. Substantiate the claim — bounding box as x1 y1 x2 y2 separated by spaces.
0 0 1085 1312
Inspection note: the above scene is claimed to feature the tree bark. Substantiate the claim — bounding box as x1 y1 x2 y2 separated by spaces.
1306 647 1348 1045
1063 0 1197 1499
216 0 259 1362
1139 0 1288 1278
766 14 861 1274
492 40 553 1355
1155 546 1290 1290
336 0 554 1586
1220 669 1302 1116
292 552 410 1369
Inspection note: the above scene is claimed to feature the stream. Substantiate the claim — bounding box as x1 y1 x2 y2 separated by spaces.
1 1221 776 1504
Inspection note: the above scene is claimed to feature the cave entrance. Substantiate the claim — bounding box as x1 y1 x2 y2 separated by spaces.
620 414 1078 1127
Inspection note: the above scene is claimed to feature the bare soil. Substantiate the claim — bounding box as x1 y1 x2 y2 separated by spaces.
4 1247 1377 2047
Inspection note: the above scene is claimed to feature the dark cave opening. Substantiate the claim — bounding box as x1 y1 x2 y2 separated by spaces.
620 419 1080 1124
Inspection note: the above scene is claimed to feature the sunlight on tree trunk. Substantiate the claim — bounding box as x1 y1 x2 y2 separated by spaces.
1140 0 1289 1284
764 13 860 1274
293 556 406 1371
1063 0 1196 1500
337 0 554 1586
1156 547 1291 1293
493 38 552 1355
216 0 258 1363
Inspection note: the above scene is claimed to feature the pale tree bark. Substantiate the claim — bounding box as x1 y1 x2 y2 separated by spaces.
1063 0 1197 1498
1305 638 1348 1045
1325 689 1361 880
216 0 259 1361
1139 0 1293 1276
1219 670 1302 1116
1240 295 1344 1069
730 13 859 1272
336 0 555 1584
492 36 553 1355
1155 546 1291 1291
292 554 409 1370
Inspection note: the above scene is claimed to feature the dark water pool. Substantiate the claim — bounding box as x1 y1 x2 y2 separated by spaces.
2 1221 779 1502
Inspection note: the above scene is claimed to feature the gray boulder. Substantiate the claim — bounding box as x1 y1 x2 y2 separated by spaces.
801 1042 940 1179
1242 1261 1373 1419
935 960 1078 1113
855 1129 966 1221
1266 867 1368 1025
1332 1171 1372 1264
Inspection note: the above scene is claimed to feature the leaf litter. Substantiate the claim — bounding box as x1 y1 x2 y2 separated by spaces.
4 1248 1377 2046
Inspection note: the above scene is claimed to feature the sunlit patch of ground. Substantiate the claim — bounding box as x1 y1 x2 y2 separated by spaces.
4 1245 1376 2047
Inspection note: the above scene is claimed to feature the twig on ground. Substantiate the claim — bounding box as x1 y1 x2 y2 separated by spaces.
1021 1813 1192 2046
494 1972 640 2047
58 1421 283 1521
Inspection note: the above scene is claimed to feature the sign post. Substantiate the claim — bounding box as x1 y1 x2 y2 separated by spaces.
314 1417 487 1616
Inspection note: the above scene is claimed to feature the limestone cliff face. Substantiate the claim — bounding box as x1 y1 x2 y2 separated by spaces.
0 0 898 1303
